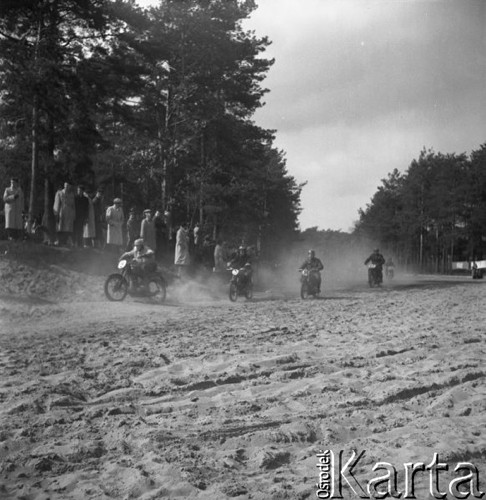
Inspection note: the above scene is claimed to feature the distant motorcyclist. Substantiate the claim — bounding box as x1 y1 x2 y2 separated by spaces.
364 248 385 283
299 250 324 293
471 260 483 279
120 238 156 290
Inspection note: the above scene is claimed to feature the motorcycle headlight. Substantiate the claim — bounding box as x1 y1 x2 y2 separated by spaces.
118 260 127 270
232 269 239 276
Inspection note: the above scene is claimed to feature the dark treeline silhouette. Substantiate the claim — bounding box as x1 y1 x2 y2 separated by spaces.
0 0 302 257
355 145 486 273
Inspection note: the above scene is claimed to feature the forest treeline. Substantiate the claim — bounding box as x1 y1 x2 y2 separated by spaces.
0 0 302 257
355 145 486 272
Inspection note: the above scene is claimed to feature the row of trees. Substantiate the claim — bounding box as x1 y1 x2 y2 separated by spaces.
356 144 486 272
0 0 302 257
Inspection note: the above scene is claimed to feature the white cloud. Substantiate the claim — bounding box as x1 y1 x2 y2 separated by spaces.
249 0 486 230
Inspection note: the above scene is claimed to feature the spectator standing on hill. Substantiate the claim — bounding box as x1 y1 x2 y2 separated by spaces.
174 222 190 277
3 177 24 240
202 235 214 270
91 188 105 248
154 210 167 260
53 182 75 246
73 185 89 247
213 239 225 272
140 209 156 254
126 208 140 251
193 222 201 245
106 198 124 253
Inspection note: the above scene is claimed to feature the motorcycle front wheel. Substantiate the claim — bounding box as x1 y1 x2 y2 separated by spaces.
147 277 167 303
105 273 129 301
229 282 238 302
300 282 309 299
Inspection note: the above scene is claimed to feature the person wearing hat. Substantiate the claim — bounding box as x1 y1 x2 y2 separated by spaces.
119 238 156 291
3 177 24 240
53 181 75 246
140 209 156 255
105 197 124 252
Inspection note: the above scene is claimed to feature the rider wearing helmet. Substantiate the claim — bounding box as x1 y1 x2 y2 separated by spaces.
299 249 324 293
229 245 251 269
364 248 386 283
120 238 156 289
364 248 385 268
229 245 252 284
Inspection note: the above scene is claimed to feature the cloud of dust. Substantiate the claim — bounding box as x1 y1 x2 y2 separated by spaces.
254 235 396 294
168 269 229 303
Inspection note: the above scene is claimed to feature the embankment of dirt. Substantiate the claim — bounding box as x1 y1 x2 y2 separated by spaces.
0 241 115 302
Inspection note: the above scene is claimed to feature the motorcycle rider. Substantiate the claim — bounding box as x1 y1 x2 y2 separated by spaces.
229 245 252 285
119 238 156 291
299 249 324 293
364 248 386 284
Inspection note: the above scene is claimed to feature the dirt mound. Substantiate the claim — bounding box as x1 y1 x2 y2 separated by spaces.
0 241 112 303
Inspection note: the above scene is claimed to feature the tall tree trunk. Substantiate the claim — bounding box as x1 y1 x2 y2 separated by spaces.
199 132 204 226
29 93 39 226
157 105 167 211
43 115 56 243
28 17 42 226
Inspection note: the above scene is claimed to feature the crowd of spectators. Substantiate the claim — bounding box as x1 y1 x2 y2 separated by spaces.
2 178 257 274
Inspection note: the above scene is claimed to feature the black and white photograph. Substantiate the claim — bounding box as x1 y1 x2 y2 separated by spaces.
0 0 485 498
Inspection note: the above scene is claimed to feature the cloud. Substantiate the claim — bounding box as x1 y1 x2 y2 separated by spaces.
256 0 485 126
247 0 486 230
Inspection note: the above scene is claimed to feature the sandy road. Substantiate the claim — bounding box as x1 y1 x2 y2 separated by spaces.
0 275 485 499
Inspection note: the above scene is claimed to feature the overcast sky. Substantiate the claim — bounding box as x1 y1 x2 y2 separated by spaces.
138 0 486 232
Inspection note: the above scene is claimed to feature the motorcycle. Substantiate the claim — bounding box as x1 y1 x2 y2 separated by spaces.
104 258 167 302
368 263 383 288
299 268 321 299
228 267 253 302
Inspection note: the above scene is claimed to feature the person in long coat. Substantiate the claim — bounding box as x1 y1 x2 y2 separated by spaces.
213 239 226 272
174 222 190 276
53 182 75 246
3 177 24 240
140 209 156 254
105 198 124 251
73 185 89 247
